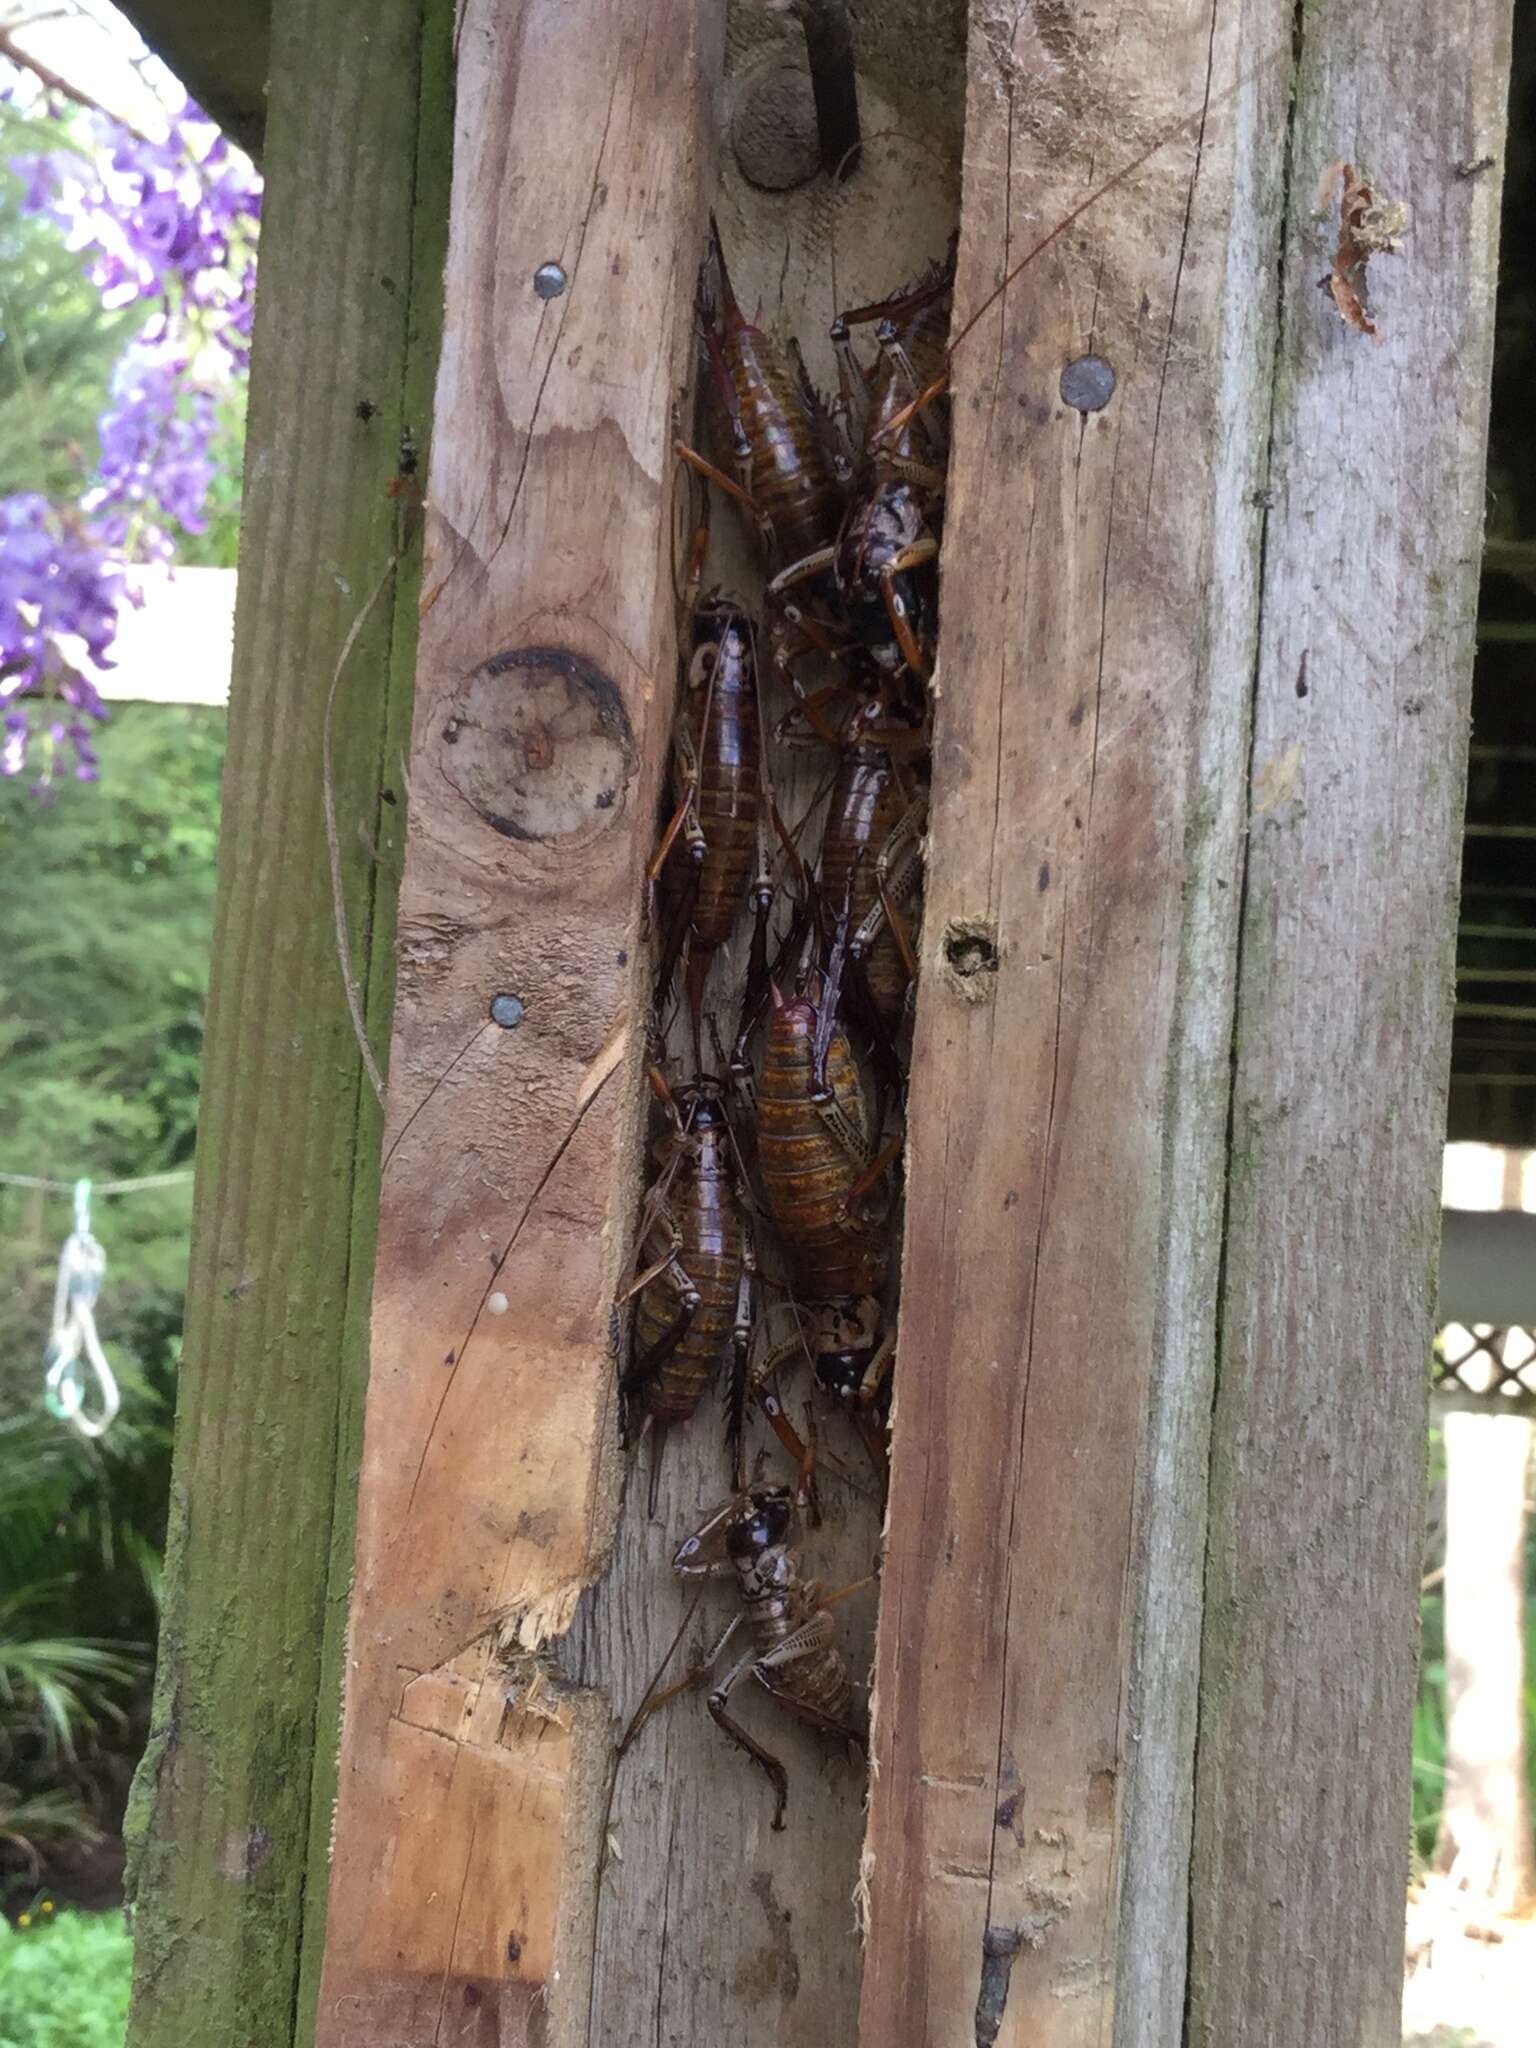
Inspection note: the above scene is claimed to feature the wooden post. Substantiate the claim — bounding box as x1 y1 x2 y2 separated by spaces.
858 5 1287 2040
858 5 1510 2048
313 5 721 2039
144 0 1508 2037
1189 2 1511 2041
123 4 453 2046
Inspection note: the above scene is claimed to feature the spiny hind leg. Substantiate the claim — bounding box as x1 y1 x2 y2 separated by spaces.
709 1653 792 1829
879 538 939 680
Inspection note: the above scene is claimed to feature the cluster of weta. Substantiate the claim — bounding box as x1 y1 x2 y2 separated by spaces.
616 218 952 1827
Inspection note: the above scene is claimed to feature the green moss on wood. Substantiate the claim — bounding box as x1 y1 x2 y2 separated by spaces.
123 4 453 2044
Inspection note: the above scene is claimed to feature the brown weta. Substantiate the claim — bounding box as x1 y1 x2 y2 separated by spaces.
621 1068 755 1515
748 920 901 1489
650 595 765 1062
666 1485 868 1830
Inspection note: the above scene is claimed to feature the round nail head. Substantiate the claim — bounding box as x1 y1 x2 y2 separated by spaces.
1060 353 1116 413
491 993 526 1029
533 262 567 300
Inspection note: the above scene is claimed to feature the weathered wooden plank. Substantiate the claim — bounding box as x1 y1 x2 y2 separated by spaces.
123 3 447 2044
315 5 721 2040
116 0 270 158
564 8 965 2042
1188 5 1512 2042
857 5 1291 2043
292 9 457 2042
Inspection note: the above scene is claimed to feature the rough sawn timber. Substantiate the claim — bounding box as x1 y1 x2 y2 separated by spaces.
858 3 1293 2044
1188 2 1513 2043
314 4 720 2042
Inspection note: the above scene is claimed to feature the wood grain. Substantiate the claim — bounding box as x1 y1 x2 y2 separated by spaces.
123 4 447 2045
858 4 1292 2043
1188 3 1512 2042
313 5 721 2042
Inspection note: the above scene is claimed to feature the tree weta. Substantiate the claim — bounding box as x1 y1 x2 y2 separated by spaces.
822 243 955 683
621 1067 755 1515
664 1485 869 1830
649 594 765 1063
675 216 855 701
748 922 902 1488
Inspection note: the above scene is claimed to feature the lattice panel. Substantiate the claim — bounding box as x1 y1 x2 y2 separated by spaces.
1433 1322 1536 1402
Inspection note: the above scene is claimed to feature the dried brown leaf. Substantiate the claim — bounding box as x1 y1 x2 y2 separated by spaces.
1314 160 1409 343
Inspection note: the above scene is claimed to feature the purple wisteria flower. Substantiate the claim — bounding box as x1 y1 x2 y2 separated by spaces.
86 344 218 558
0 496 118 785
1 90 260 785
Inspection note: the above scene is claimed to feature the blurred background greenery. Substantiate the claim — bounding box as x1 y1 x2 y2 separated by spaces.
0 701 224 1907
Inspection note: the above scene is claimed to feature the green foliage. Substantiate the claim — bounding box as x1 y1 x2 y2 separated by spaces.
0 704 222 1872
0 149 135 509
0 1909 131 2048
0 703 222 1421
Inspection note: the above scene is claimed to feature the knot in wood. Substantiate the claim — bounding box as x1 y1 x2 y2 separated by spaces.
440 645 633 847
732 59 821 191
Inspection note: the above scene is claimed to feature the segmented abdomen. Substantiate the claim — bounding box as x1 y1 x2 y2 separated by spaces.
819 746 911 1031
757 1000 884 1299
718 331 842 573
782 1645 853 1724
689 648 759 950
635 1135 741 1424
749 1592 854 1723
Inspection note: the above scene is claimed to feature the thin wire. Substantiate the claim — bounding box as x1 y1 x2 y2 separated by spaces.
0 1169 193 1195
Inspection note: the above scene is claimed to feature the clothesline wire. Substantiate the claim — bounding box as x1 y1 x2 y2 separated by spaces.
0 1169 193 1196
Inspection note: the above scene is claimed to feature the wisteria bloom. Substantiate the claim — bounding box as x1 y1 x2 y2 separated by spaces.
1 92 260 784
0 496 118 784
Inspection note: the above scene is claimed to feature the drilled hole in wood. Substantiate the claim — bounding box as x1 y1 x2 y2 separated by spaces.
943 919 1000 994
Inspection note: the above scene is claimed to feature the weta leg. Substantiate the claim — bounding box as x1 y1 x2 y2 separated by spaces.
674 438 757 516
872 370 952 453
730 875 775 1090
710 1654 793 1829
829 315 870 468
645 737 701 921
874 323 949 460
726 1227 757 1490
857 1326 897 1406
766 544 838 604
884 454 948 491
843 1131 903 1218
759 1387 813 1481
623 1613 742 1743
850 796 926 972
879 537 940 680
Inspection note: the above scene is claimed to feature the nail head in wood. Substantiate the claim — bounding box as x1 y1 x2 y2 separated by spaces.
1060 352 1117 413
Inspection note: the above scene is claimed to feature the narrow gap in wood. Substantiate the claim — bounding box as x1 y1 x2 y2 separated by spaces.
564 5 966 2043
